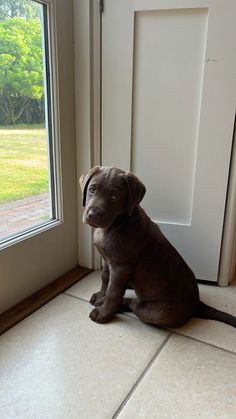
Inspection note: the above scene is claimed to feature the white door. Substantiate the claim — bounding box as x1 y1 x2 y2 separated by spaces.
0 0 77 313
101 0 236 281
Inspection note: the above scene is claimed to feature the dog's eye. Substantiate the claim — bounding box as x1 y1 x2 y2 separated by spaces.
89 185 96 193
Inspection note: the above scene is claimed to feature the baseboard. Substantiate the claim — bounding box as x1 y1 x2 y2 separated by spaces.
0 265 92 336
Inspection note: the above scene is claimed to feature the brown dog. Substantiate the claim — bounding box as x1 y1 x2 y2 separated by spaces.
80 166 236 328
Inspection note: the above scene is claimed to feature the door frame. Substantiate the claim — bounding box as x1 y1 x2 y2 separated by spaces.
74 0 101 269
75 0 236 285
218 121 236 286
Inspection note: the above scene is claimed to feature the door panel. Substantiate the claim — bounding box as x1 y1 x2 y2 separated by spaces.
0 0 77 313
102 0 236 281
132 8 207 225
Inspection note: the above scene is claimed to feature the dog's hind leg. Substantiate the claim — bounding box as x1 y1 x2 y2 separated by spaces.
120 298 192 328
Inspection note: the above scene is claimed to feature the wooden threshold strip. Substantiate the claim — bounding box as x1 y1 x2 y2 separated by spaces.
0 265 92 336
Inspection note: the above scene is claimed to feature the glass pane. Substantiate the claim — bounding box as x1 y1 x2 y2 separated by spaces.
0 0 55 243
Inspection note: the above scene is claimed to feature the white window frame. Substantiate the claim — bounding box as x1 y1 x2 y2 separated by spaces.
0 0 63 250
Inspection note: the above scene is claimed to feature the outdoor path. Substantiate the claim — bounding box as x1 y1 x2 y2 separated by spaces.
0 193 50 240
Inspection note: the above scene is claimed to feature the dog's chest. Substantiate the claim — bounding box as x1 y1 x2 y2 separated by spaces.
93 228 118 261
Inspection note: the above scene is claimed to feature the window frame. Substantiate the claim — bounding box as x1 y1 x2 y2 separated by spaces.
0 0 63 250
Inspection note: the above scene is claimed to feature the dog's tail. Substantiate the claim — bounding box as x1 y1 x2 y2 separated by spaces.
194 301 236 328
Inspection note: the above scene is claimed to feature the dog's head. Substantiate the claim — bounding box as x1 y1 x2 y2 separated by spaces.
79 166 146 228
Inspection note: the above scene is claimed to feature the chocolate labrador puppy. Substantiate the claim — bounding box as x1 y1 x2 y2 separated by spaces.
80 166 236 328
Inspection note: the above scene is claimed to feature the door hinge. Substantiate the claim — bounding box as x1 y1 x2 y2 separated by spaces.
99 0 104 13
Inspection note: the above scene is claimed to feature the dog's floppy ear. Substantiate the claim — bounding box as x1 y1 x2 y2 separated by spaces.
124 172 146 216
79 166 101 206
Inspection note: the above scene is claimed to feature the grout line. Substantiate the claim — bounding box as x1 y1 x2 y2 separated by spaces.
121 312 236 355
64 292 91 305
64 293 236 355
171 330 236 355
111 333 172 419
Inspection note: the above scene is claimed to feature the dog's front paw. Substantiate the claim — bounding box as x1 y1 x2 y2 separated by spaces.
90 291 105 306
89 308 110 323
94 296 106 307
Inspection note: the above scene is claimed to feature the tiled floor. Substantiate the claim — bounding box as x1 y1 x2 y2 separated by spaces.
0 271 235 419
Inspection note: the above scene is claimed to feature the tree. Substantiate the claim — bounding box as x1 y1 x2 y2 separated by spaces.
0 0 40 22
0 17 44 124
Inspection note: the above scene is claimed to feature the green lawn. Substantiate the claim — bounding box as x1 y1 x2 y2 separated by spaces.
0 125 48 204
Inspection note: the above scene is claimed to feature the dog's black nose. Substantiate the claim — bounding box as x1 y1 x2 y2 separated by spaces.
88 208 103 221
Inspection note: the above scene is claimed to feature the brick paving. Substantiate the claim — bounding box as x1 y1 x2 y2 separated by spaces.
0 193 50 240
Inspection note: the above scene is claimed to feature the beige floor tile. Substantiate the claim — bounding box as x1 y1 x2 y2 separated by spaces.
117 334 236 419
173 279 236 353
66 270 103 302
67 272 236 353
199 277 236 316
0 294 168 419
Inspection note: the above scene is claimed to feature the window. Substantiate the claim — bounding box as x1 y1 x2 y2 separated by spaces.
0 0 60 246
